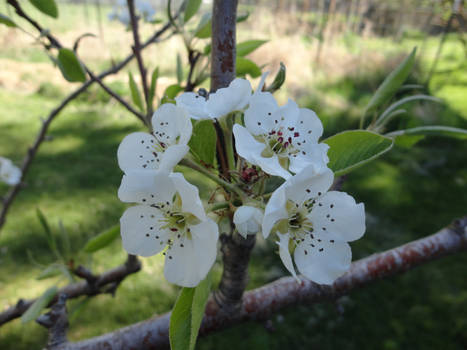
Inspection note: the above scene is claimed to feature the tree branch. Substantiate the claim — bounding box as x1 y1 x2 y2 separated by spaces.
53 216 467 350
0 255 141 326
0 13 175 232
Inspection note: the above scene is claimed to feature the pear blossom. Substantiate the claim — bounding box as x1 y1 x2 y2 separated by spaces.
233 205 263 238
108 0 155 25
263 165 365 285
119 170 219 287
233 77 329 179
175 78 252 119
0 157 22 186
117 103 192 174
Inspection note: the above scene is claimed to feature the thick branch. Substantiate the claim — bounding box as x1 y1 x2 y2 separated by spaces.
0 16 174 231
59 217 467 350
0 255 141 326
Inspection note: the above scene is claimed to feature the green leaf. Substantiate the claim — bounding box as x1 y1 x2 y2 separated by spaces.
394 134 425 148
203 43 212 56
375 94 442 127
83 225 120 253
169 273 212 350
37 264 63 280
0 13 16 27
387 126 467 139
184 0 202 23
36 208 60 259
176 53 183 84
236 57 261 78
164 84 184 100
29 0 58 18
21 286 58 323
188 120 217 166
323 130 394 176
57 48 86 83
149 67 159 107
237 40 267 57
363 47 416 122
194 13 211 39
128 72 144 112
236 12 250 23
266 62 286 93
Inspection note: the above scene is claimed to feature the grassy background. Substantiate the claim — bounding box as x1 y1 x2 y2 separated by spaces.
1 2 467 349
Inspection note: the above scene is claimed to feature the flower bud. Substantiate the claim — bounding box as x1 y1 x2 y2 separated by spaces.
233 206 263 238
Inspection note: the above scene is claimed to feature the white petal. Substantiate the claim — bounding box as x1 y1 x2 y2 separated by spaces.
284 165 334 205
233 124 267 166
118 170 176 205
275 99 300 130
233 206 263 238
158 144 189 172
276 233 299 281
206 78 252 118
288 143 329 175
294 238 351 285
244 92 278 135
164 219 219 287
170 173 206 221
120 205 169 257
309 191 366 242
0 157 21 185
117 132 161 172
152 103 192 146
175 92 208 120
295 108 323 144
254 154 291 179
262 184 288 239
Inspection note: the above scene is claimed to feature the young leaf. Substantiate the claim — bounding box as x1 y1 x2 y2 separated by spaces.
323 130 394 176
21 286 58 323
36 208 60 259
194 13 211 39
188 120 217 166
29 0 59 18
164 84 184 100
387 126 467 139
236 40 267 57
169 273 212 350
236 57 261 78
176 53 183 84
37 264 63 280
266 62 286 93
236 12 250 23
148 67 159 106
57 48 86 83
363 47 417 122
184 0 202 23
0 14 16 27
203 43 212 56
83 225 120 253
128 72 144 112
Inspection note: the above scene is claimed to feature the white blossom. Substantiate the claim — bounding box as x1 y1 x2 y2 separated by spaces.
108 0 155 26
233 76 329 179
119 170 218 287
117 103 192 174
0 157 22 186
175 78 252 120
263 165 365 284
233 205 263 238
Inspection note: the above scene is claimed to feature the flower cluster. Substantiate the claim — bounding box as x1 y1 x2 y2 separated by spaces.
0 157 21 186
117 73 365 287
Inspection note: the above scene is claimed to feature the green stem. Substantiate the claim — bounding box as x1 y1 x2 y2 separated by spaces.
207 201 230 212
220 114 236 172
179 159 245 199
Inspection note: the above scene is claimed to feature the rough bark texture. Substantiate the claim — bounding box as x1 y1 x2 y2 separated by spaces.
210 0 238 91
56 217 467 350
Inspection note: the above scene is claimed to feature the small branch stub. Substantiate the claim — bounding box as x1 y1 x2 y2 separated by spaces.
36 293 69 349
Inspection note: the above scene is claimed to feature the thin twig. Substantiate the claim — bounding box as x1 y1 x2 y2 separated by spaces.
54 216 467 350
0 13 176 231
127 0 152 120
0 255 141 326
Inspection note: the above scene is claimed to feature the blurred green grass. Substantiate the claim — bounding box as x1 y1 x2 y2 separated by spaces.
1 2 467 350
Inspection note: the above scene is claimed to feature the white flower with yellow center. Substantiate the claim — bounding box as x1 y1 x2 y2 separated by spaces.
0 157 21 186
175 78 252 120
119 170 218 287
263 165 365 285
117 103 192 173
233 78 329 179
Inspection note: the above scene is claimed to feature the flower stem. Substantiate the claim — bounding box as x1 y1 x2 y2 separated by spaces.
207 201 230 212
179 158 245 199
